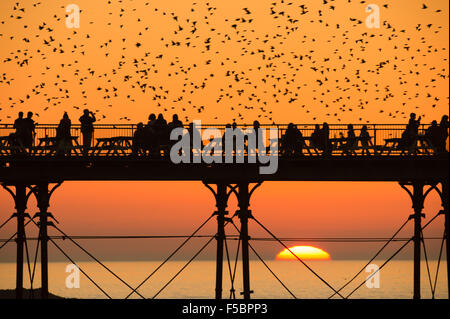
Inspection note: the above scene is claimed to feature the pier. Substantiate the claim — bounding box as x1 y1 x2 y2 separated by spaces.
0 123 448 299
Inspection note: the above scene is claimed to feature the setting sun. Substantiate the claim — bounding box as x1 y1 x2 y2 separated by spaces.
276 246 331 261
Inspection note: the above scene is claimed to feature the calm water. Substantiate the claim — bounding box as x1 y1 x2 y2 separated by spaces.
0 260 447 299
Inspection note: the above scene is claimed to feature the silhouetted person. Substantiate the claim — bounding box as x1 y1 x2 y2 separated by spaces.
359 125 371 156
155 113 169 147
222 124 232 157
344 124 356 155
282 123 303 157
147 113 157 128
310 124 321 149
56 112 72 156
23 111 35 150
168 114 184 132
167 114 184 153
437 115 449 153
144 114 158 156
230 121 244 156
400 112 421 150
132 122 146 155
319 122 331 156
188 122 203 159
407 113 421 136
247 120 261 155
425 120 440 151
13 112 26 148
79 109 96 154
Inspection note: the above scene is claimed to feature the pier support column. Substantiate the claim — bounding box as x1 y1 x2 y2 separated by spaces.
14 185 27 300
32 182 62 299
411 183 425 300
234 182 261 299
214 184 228 300
36 183 50 299
203 182 232 300
441 180 449 299
237 182 251 300
400 181 432 300
1 183 32 299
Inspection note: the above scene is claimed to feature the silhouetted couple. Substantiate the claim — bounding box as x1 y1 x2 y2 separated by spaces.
311 123 331 156
400 113 448 153
55 109 96 155
425 115 449 153
281 123 303 157
12 111 35 151
343 124 371 156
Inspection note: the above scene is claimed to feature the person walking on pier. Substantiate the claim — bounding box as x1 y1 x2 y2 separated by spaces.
359 125 371 156
310 124 321 150
132 122 146 155
56 112 72 156
344 124 356 155
79 109 96 155
13 112 26 149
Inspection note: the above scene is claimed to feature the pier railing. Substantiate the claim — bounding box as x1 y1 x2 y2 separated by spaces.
0 123 446 157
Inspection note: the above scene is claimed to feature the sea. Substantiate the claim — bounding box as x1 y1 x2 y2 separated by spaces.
0 260 448 299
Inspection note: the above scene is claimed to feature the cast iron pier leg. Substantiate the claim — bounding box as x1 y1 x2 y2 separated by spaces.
1 183 32 299
442 181 449 299
215 184 228 300
237 182 251 299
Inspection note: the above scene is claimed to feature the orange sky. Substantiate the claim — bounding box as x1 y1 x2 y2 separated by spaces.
0 0 448 123
0 0 448 261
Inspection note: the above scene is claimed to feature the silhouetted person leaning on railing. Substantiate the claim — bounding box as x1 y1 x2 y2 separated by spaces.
79 109 96 155
56 112 72 156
